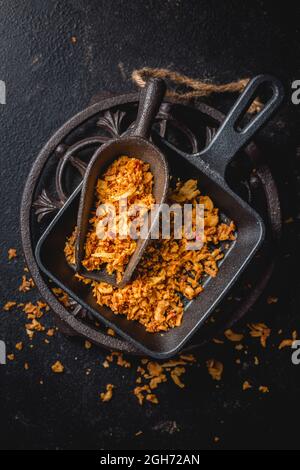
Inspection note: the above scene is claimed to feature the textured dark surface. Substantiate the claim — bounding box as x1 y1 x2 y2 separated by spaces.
1 0 300 450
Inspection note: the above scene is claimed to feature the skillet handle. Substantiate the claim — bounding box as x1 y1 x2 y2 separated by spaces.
130 78 166 139
198 74 285 179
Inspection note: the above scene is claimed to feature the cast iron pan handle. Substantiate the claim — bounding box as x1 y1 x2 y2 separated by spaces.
129 78 166 138
198 74 285 179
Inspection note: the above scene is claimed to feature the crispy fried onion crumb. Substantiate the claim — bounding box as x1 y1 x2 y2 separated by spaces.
248 323 271 348
52 287 70 307
206 359 223 381
259 385 269 393
100 384 115 402
23 301 49 338
224 329 244 342
107 328 116 336
65 156 155 283
213 338 224 344
65 176 235 333
243 380 252 390
19 275 35 292
133 354 196 405
51 361 64 373
8 248 17 260
103 351 131 368
3 301 17 311
278 330 297 349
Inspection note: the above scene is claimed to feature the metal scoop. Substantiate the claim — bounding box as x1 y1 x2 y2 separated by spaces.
75 78 169 287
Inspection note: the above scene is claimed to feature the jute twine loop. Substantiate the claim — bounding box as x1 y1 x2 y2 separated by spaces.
132 67 262 113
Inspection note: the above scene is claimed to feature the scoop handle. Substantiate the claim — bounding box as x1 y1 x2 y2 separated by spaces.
131 78 166 138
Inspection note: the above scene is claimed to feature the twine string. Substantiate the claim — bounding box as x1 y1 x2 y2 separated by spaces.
131 67 262 113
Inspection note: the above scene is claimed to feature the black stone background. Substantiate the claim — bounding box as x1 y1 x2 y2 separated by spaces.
1 0 300 450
